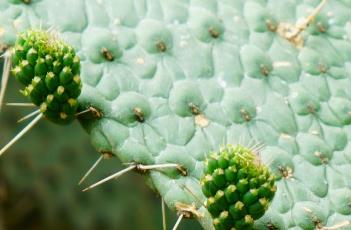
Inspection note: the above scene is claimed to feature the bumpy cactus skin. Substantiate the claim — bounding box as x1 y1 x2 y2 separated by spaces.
0 74 194 230
1 0 351 229
11 29 81 124
202 145 276 230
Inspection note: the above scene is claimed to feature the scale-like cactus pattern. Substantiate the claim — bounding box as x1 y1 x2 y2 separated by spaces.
0 78 193 230
1 0 351 229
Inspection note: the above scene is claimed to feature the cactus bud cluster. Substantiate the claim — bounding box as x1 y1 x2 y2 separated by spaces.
11 29 81 124
201 144 276 230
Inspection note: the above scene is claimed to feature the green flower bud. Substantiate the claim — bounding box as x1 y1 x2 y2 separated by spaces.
34 58 48 76
213 168 226 188
59 66 73 84
26 48 38 65
224 185 239 203
54 86 68 102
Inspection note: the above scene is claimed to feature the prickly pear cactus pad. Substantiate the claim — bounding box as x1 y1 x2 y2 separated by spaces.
202 145 276 230
11 29 81 124
1 0 351 229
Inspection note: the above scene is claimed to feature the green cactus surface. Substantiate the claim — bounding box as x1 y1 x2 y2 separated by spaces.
1 0 351 229
202 145 276 230
0 75 203 230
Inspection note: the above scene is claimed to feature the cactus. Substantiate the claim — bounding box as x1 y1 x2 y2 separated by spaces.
0 78 202 229
1 0 351 229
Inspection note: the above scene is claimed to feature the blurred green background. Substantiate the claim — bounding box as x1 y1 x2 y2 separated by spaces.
0 53 201 230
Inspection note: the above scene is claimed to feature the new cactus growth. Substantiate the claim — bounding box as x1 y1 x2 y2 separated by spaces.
202 145 276 230
11 29 81 124
0 29 83 157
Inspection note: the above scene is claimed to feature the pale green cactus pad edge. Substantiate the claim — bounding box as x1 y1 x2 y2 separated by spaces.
1 0 351 229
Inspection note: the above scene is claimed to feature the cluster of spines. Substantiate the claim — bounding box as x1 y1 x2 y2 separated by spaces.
11 29 81 124
201 145 276 230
